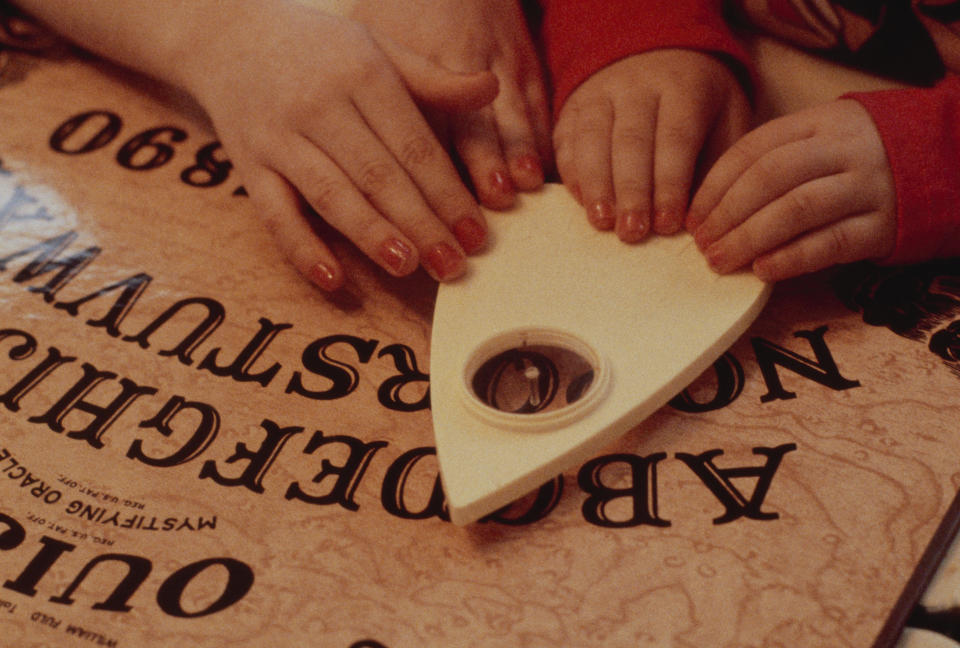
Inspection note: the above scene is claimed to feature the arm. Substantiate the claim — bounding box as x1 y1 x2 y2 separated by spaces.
13 0 499 290
847 77 960 265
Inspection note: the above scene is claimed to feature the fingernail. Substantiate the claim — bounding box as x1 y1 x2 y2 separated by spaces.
513 155 544 185
617 209 649 243
705 243 726 270
453 217 487 254
424 242 465 281
653 207 683 235
516 155 541 173
379 237 414 275
490 170 514 195
587 200 616 230
308 261 341 291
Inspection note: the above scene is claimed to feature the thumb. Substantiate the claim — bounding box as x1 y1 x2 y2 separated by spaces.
376 35 499 112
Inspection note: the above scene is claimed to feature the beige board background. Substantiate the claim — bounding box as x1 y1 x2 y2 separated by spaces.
0 33 957 648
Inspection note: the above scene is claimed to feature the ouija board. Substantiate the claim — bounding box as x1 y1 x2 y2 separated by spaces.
0 26 960 648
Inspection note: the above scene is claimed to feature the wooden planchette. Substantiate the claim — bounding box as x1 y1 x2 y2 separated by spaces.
430 184 771 525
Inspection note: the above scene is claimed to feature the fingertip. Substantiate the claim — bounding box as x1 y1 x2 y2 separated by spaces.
652 207 684 235
423 241 467 281
307 260 345 292
453 216 488 255
378 237 419 277
509 154 544 191
704 241 729 273
692 225 714 251
616 209 650 243
477 169 516 210
586 199 616 230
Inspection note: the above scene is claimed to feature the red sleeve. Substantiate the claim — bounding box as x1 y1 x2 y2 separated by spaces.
540 0 752 114
845 76 960 265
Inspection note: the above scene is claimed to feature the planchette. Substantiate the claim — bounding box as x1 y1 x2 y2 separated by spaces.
430 184 772 525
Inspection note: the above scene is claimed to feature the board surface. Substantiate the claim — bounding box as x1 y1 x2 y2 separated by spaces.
0 39 957 648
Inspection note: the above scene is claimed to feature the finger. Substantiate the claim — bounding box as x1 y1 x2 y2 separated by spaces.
553 103 581 202
651 95 713 235
753 212 895 282
296 106 468 281
453 107 516 210
692 136 846 251
695 89 752 190
610 92 657 243
377 33 499 112
703 172 871 274
489 70 544 190
351 74 489 262
688 113 818 231
525 77 554 174
244 167 347 291
278 135 424 279
573 95 616 230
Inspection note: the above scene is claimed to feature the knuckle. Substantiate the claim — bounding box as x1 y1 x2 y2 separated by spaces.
752 155 788 188
353 55 390 88
827 226 851 260
577 116 609 139
616 125 653 151
357 159 398 195
727 137 762 170
398 134 437 168
260 209 284 239
785 188 820 222
659 121 697 149
307 174 347 214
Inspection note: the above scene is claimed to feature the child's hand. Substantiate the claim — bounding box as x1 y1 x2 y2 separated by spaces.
351 0 551 210
687 100 897 282
184 4 499 290
552 49 750 242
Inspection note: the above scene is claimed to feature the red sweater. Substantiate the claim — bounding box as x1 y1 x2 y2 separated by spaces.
539 0 960 265
540 0 750 112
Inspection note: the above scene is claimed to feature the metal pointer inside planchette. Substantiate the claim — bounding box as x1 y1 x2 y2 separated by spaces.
430 184 772 525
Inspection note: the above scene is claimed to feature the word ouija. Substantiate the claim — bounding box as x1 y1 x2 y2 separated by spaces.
0 508 252 619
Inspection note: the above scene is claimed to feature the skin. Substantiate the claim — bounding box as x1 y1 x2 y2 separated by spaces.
687 99 897 282
553 49 752 243
13 0 501 290
351 0 552 210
